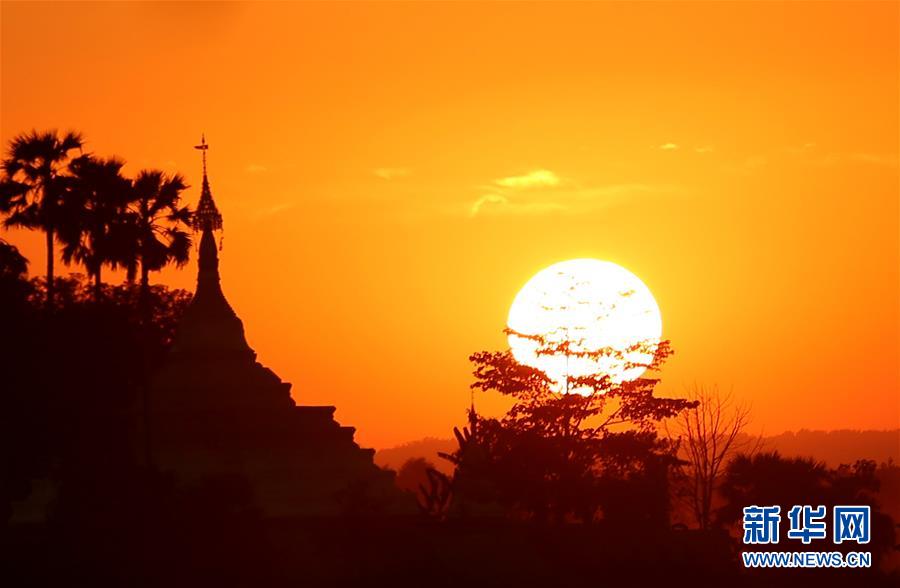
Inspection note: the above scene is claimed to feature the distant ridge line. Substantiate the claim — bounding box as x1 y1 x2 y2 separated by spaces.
375 429 900 473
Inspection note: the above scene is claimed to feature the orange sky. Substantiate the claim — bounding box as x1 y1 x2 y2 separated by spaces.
2 1 898 449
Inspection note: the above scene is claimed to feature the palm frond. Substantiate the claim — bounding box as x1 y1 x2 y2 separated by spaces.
0 180 30 212
166 229 192 266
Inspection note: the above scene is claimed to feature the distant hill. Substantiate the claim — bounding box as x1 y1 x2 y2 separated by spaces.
375 429 900 473
753 429 899 467
375 437 457 474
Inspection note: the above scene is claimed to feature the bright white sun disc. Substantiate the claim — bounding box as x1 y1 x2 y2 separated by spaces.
507 259 662 391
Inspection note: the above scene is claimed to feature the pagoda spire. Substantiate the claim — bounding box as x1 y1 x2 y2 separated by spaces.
192 134 223 233
192 134 223 287
168 135 253 360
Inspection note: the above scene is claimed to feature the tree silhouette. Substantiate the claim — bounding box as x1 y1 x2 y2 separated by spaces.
718 451 897 562
126 169 192 317
0 129 83 307
59 155 132 301
435 406 502 519
441 332 695 523
665 385 758 530
0 237 28 280
0 273 192 525
391 456 457 518
395 457 433 495
718 451 829 526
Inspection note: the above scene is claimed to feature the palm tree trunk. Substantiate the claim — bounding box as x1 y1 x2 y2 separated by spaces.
139 257 153 467
45 227 54 308
140 262 150 317
94 266 102 302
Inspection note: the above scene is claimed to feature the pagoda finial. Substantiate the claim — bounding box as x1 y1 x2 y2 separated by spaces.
192 134 223 233
195 133 208 176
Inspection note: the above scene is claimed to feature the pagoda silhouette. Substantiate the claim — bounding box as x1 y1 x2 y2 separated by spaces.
148 137 404 516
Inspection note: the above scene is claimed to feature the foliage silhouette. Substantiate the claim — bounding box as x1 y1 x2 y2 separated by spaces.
436 331 696 524
395 457 433 494
719 451 897 563
58 154 133 301
125 169 192 315
393 457 444 514
1 130 194 316
0 129 83 307
418 467 453 519
0 237 28 280
0 273 191 525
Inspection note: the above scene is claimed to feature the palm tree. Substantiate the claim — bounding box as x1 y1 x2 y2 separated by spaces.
125 170 191 468
126 169 192 315
59 154 132 301
0 129 83 307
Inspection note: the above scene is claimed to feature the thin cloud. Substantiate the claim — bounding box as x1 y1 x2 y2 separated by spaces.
245 163 268 174
469 194 509 216
694 146 715 153
469 194 565 217
374 167 412 180
494 169 561 189
467 183 679 217
658 143 679 151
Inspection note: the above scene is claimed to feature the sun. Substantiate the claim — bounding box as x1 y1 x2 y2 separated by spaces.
507 259 662 392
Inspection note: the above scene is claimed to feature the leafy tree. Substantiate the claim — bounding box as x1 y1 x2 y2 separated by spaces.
441 331 695 524
0 130 83 307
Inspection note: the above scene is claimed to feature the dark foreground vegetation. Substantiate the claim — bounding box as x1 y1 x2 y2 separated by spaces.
3 515 896 587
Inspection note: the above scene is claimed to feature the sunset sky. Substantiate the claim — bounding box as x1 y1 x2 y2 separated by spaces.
2 1 897 449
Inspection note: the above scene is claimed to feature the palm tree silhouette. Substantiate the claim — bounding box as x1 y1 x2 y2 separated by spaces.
0 129 83 307
126 169 192 316
59 155 132 301
122 170 191 468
